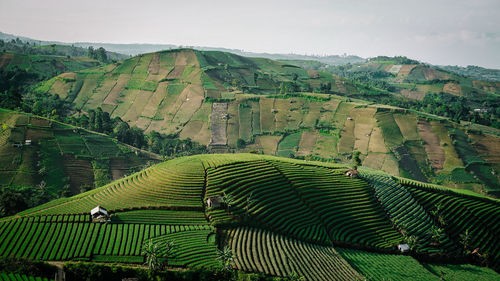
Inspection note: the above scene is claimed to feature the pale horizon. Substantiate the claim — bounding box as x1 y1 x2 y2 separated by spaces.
1 0 499 68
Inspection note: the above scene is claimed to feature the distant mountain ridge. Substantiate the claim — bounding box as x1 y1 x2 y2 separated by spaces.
0 31 365 65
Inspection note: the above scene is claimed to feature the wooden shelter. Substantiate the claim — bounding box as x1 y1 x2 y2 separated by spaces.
91 206 109 222
345 169 359 178
206 196 222 208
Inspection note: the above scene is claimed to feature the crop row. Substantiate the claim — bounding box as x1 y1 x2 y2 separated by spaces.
359 172 454 253
404 185 500 270
205 160 330 244
269 160 402 249
20 158 206 216
0 273 51 281
337 248 440 281
151 229 218 268
0 216 210 261
111 210 207 225
227 226 362 281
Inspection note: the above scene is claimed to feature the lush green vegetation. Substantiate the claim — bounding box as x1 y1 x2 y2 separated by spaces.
0 154 498 280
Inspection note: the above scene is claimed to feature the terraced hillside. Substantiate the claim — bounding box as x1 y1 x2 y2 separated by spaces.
0 109 159 196
38 49 500 196
0 154 499 281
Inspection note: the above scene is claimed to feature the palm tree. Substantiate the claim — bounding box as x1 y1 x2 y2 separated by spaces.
142 239 160 272
216 246 235 271
221 192 235 213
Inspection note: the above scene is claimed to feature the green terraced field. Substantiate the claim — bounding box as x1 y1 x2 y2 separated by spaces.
0 109 158 196
1 154 499 280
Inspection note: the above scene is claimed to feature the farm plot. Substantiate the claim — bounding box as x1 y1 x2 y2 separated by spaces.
296 130 318 157
210 103 228 145
205 159 330 242
375 111 404 149
72 73 104 110
19 157 207 215
259 97 275 133
85 75 120 109
301 102 322 128
337 248 440 281
359 172 453 253
82 134 121 157
238 103 253 142
112 210 207 225
317 99 341 128
423 263 500 281
351 107 376 154
151 228 217 268
431 122 463 170
417 119 445 173
61 154 94 193
103 74 131 106
393 114 419 140
270 160 402 249
54 130 89 156
276 132 302 158
401 179 500 270
312 131 338 159
227 227 362 281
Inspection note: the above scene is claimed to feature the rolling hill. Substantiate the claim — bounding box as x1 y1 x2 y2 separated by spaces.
0 108 160 205
0 154 499 281
312 56 500 105
36 49 500 197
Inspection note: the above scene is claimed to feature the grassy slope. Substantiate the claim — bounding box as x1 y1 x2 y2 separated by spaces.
0 108 159 195
0 154 499 280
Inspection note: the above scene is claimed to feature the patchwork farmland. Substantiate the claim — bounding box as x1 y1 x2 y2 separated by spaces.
39 49 500 197
1 154 499 280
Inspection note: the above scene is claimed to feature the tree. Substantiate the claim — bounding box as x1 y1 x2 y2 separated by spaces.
245 192 254 215
460 229 471 251
0 189 28 216
352 151 361 169
141 239 161 272
236 138 245 149
221 192 235 212
216 246 235 271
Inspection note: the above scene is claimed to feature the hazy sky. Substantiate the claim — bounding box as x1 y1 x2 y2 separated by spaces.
1 0 499 68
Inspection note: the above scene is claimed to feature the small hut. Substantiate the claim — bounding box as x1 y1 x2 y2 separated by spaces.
347 117 353 121
206 196 222 209
345 169 359 178
91 206 109 222
25 140 32 145
398 243 410 253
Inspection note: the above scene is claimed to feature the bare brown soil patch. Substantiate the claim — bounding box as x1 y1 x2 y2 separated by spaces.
417 119 445 172
103 74 131 105
59 72 76 79
109 158 130 180
167 65 186 79
443 83 462 96
210 103 228 145
148 53 160 75
297 131 318 156
62 154 94 194
423 68 450 80
471 134 500 165
397 65 417 77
